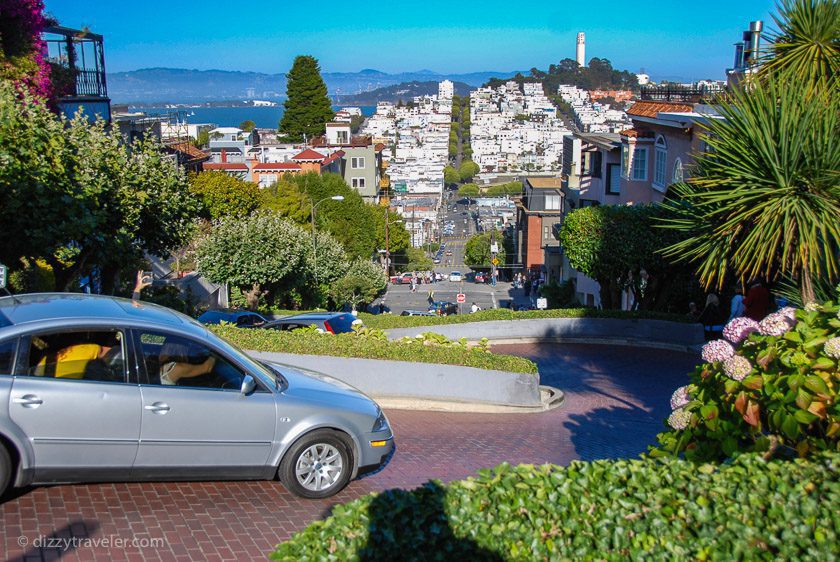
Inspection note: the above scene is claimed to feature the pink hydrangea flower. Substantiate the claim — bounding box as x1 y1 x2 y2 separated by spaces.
668 408 692 430
701 339 735 363
670 385 691 410
723 355 752 381
777 306 798 323
824 337 840 360
722 317 760 344
758 312 794 336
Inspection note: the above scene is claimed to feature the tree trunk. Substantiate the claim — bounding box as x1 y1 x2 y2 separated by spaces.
800 267 816 305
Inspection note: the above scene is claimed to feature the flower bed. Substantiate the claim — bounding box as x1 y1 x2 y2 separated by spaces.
270 454 839 561
655 298 840 461
210 324 538 375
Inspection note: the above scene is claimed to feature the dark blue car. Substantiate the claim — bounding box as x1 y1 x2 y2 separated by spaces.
196 309 268 328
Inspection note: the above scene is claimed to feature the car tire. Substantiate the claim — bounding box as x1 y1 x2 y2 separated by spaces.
0 444 12 497
279 430 353 499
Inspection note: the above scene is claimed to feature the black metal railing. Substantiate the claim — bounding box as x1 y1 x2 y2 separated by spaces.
72 68 107 97
640 85 726 103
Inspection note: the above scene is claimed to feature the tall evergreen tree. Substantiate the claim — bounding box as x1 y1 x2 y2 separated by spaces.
279 55 334 142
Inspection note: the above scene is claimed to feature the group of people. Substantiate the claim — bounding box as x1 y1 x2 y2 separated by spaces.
691 280 775 340
409 272 438 293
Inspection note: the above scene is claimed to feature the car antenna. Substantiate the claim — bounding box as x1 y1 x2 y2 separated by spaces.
1 287 21 304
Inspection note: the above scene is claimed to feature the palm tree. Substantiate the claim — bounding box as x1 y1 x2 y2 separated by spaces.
659 79 839 303
758 0 839 86
658 0 840 303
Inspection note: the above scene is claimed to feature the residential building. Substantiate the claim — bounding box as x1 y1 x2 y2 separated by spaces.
207 127 255 164
618 96 721 205
42 25 110 123
515 177 564 277
311 122 385 201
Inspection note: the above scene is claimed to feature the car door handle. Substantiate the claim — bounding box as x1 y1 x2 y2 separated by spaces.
13 395 43 408
144 403 170 414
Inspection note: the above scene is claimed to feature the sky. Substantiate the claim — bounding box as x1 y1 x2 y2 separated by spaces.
43 0 779 81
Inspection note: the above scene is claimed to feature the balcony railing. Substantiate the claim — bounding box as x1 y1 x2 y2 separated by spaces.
640 84 726 103
42 26 108 99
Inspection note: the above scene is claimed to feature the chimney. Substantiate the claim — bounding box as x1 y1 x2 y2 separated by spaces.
576 32 586 67
221 148 227 163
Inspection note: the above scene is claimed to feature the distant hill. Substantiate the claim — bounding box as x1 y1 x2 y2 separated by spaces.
339 81 472 105
107 68 523 104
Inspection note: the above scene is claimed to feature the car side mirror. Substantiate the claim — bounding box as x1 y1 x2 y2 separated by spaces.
240 375 256 395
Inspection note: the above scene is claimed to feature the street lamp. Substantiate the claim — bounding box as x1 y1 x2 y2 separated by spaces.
311 195 344 286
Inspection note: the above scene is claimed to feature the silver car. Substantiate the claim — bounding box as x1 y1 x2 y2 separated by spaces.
0 293 394 499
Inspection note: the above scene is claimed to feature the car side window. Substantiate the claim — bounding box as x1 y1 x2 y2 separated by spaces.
136 330 245 391
0 338 17 375
21 330 127 383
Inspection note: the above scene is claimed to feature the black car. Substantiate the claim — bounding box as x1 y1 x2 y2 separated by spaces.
197 309 268 328
428 301 458 316
262 312 358 334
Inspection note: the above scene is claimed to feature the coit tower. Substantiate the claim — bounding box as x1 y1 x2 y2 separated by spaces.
576 32 586 66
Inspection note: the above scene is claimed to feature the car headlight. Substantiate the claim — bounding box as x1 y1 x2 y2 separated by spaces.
372 409 389 432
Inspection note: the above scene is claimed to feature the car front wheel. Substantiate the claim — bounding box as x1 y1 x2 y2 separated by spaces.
279 430 353 499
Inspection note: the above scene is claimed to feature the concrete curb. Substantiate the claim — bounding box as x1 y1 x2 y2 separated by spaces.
384 317 705 352
247 350 553 413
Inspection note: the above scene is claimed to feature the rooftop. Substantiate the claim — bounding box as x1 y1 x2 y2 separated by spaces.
627 101 695 119
525 177 563 189
292 149 326 162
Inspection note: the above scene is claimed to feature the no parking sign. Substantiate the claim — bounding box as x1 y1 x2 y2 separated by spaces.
456 293 466 303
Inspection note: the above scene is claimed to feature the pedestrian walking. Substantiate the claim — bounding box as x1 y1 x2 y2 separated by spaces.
729 289 745 321
743 280 770 321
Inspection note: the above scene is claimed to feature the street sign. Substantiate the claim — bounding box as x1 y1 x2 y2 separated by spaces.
491 257 499 266
490 243 499 254
0 263 6 290
536 298 548 310
456 293 466 303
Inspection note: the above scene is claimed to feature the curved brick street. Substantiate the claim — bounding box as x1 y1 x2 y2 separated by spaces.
1 343 697 561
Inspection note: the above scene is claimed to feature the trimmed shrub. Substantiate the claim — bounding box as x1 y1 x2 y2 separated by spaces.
209 324 537 374
270 454 840 561
654 298 840 462
359 307 692 330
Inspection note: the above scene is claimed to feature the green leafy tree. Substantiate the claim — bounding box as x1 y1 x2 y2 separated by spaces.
196 212 347 310
279 55 335 142
372 208 410 256
193 129 210 148
485 181 522 197
264 172 377 260
239 119 256 132
459 160 480 182
0 82 199 293
457 183 480 198
443 165 460 186
560 205 692 310
464 231 507 268
189 171 264 220
329 259 387 311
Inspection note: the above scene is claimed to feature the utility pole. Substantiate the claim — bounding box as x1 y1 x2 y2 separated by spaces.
490 228 498 287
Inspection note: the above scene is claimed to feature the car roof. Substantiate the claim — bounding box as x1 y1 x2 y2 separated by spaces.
275 312 348 321
0 293 203 334
198 309 264 320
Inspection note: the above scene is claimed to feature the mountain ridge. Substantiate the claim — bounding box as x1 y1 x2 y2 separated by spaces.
107 67 524 104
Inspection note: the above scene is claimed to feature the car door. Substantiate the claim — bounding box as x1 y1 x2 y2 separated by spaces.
131 329 276 478
8 328 141 480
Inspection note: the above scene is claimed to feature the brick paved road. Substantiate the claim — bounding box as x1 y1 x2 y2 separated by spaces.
0 343 697 561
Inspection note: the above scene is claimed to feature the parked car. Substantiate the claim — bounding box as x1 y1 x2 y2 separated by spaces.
428 301 458 316
474 273 486 283
449 271 463 282
197 309 268 328
0 293 393 499
445 250 453 256
262 312 358 334
400 310 436 317
433 258 441 264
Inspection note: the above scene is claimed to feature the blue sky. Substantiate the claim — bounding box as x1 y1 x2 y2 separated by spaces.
44 0 778 80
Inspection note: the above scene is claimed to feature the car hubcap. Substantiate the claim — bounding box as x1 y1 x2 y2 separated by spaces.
295 444 343 492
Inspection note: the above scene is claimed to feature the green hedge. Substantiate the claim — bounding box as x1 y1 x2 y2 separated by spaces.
210 324 538 374
270 454 839 561
359 307 692 330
